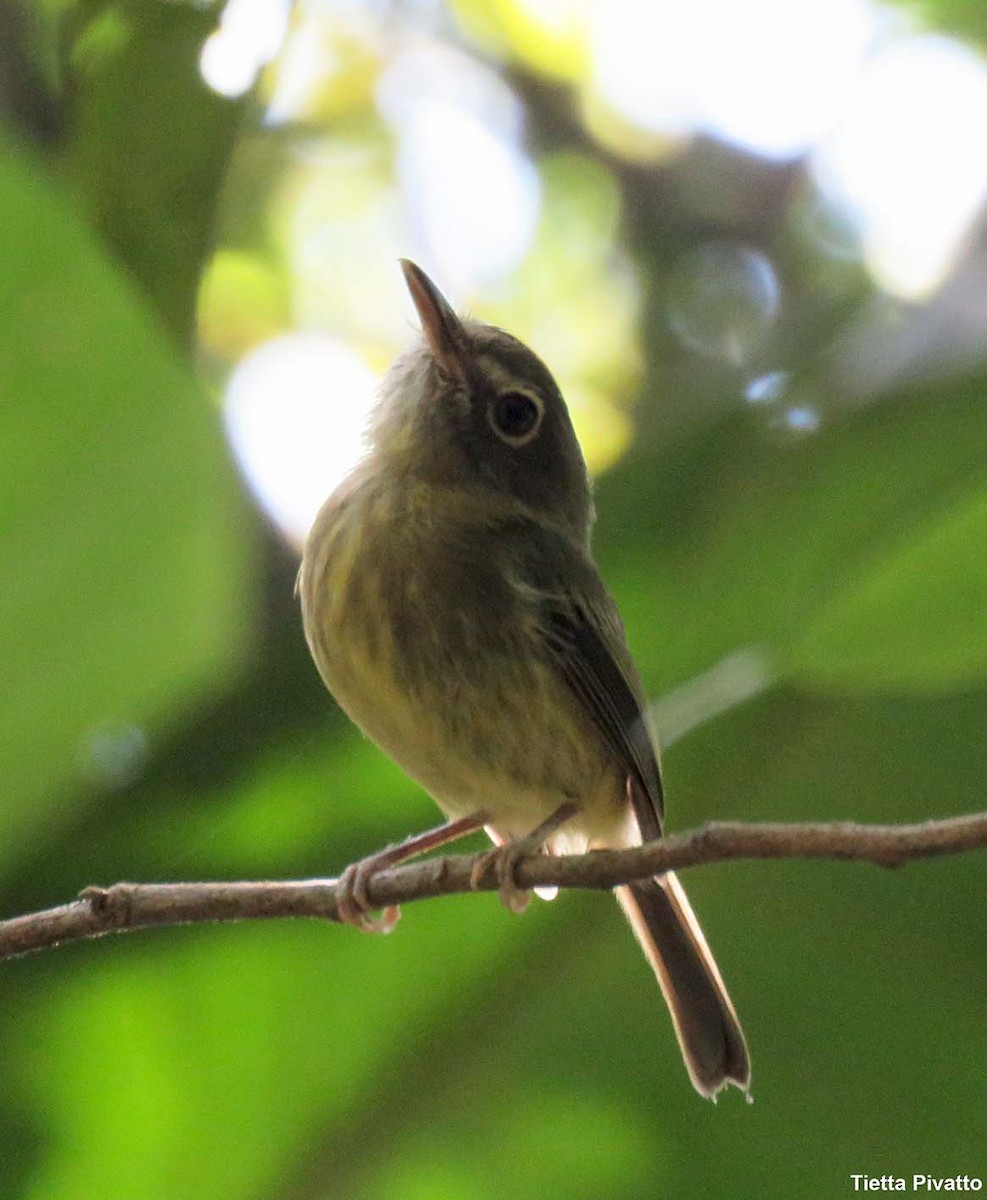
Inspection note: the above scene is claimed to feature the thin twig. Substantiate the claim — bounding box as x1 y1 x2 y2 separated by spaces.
0 812 983 962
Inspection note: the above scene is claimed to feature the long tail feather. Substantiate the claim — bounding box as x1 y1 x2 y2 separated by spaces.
615 872 750 1099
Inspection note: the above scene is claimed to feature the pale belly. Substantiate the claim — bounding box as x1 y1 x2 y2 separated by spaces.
299 477 638 853
323 633 635 853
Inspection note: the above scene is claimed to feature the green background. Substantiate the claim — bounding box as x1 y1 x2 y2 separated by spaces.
0 1 983 1197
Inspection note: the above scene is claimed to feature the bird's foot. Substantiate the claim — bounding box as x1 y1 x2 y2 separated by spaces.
470 801 579 915
470 842 534 914
332 812 489 934
335 855 401 934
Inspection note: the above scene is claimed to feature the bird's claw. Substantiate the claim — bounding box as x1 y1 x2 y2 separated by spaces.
469 844 532 915
335 860 401 934
469 803 579 915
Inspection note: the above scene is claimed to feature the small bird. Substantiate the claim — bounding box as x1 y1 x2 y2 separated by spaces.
298 260 750 1099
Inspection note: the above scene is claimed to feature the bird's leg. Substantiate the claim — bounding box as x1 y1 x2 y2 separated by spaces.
336 812 488 933
470 801 579 915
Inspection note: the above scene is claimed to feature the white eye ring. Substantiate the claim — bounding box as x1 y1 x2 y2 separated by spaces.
488 389 544 445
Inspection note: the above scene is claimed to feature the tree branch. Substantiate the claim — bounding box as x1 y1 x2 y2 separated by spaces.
1 812 984 962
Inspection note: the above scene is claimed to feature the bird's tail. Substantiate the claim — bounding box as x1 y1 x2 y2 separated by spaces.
615 871 750 1099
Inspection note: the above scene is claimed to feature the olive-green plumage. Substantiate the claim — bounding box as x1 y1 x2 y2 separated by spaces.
298 260 749 1098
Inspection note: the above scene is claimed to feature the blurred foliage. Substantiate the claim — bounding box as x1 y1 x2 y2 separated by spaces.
0 1 984 1199
904 0 987 45
0 130 251 854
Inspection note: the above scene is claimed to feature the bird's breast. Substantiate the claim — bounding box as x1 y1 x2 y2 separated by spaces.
299 477 630 847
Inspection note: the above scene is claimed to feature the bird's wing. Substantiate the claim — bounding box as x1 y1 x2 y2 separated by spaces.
511 523 665 834
541 598 664 834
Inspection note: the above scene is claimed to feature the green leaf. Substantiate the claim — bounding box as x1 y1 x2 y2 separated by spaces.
600 378 987 696
0 135 252 854
793 484 987 689
64 0 243 345
885 0 987 49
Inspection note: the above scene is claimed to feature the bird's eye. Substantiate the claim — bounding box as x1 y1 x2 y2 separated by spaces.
489 390 543 444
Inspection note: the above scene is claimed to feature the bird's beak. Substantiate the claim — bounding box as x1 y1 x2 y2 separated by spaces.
400 259 469 383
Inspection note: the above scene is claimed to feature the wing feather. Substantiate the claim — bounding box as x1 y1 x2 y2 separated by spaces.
507 520 665 835
540 601 665 833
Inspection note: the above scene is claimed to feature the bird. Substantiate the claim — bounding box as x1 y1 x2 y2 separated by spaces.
297 259 750 1099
